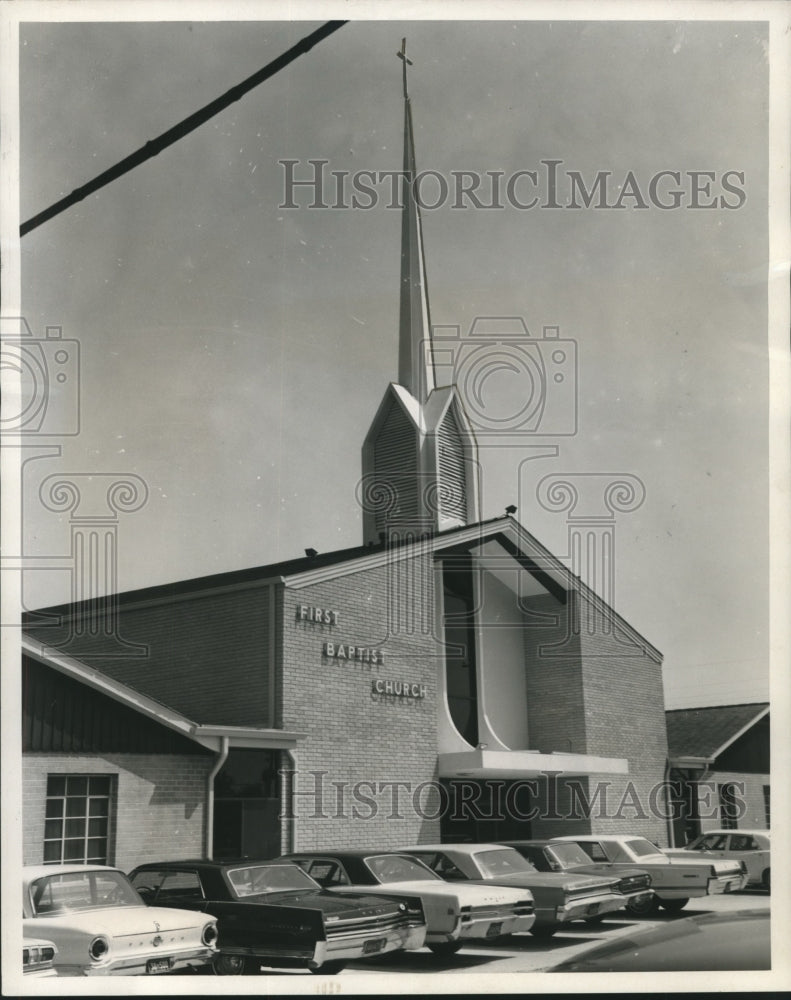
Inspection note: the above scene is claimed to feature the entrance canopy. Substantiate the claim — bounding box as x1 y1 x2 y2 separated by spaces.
438 748 629 779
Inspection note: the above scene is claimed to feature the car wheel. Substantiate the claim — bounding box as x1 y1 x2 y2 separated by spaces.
660 898 689 913
310 961 347 974
530 924 558 939
428 941 464 957
213 954 258 975
626 894 660 916
762 869 770 892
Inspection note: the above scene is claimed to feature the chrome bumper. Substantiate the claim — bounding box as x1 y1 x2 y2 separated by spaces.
708 873 749 894
80 946 217 976
555 892 626 924
430 908 535 944
313 923 426 967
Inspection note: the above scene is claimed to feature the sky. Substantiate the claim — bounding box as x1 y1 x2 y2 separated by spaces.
10 11 778 710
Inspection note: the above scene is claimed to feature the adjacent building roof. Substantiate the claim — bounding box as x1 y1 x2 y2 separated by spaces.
665 703 769 761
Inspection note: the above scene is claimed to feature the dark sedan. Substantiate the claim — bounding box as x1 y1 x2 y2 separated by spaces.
500 839 654 917
128 859 425 975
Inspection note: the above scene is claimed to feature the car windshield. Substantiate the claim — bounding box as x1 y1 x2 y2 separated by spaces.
227 864 319 897
625 838 665 858
547 843 593 867
473 849 535 878
365 855 442 883
30 870 141 915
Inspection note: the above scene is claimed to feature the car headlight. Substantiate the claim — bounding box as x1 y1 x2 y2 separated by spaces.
202 923 219 948
89 936 109 962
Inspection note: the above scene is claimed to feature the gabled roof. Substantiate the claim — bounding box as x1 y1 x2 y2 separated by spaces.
665 703 769 760
23 514 661 662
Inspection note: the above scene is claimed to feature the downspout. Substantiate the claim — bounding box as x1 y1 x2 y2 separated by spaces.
206 736 230 859
282 749 297 854
664 759 675 847
268 584 277 728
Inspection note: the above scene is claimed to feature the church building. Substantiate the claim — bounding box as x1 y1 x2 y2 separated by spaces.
21 48 670 872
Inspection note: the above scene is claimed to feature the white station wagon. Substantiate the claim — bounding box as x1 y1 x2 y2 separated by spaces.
23 864 219 976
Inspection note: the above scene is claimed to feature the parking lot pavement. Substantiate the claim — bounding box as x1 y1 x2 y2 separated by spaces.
341 889 771 975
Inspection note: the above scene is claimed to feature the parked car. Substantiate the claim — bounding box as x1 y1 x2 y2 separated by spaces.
551 834 747 913
281 849 535 955
23 864 218 976
22 937 58 978
129 858 426 974
550 908 770 972
499 839 654 918
664 830 770 890
400 843 629 937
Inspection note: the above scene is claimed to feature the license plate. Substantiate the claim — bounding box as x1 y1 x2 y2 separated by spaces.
486 922 503 938
362 937 387 955
146 957 173 975
587 903 601 915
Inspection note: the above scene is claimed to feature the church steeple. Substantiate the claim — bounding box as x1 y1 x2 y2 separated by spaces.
397 39 435 403
360 40 479 546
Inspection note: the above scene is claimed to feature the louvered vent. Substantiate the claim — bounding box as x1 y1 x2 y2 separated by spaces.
373 401 420 534
437 406 467 522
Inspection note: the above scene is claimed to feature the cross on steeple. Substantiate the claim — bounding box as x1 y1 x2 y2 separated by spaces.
396 37 413 99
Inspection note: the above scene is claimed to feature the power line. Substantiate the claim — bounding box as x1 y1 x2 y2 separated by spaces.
20 20 348 237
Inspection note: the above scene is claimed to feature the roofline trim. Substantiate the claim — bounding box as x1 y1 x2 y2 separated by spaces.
707 705 770 761
282 516 662 660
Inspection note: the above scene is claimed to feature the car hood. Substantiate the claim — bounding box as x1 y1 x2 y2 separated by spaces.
26 904 209 937
550 909 770 972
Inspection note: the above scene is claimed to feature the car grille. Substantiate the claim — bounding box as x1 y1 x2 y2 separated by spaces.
617 873 651 893
325 911 411 941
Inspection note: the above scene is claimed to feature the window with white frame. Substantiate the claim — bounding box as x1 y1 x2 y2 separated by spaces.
43 775 114 865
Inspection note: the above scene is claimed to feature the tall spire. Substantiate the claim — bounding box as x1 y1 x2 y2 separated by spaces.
360 41 480 546
397 39 435 403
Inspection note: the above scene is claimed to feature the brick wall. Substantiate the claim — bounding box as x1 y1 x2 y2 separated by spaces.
522 591 669 843
27 585 273 726
23 753 211 871
577 593 668 843
281 553 443 849
522 593 586 757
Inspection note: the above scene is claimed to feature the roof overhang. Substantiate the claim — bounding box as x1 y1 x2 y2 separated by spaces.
668 755 714 770
22 635 306 753
438 748 629 779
